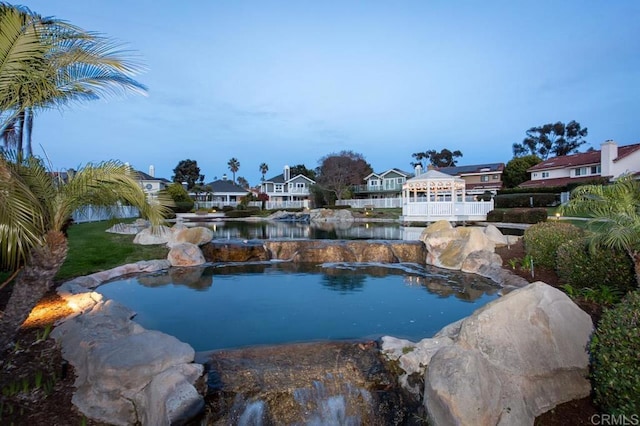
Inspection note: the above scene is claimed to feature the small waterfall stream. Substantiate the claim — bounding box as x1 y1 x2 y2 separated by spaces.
196 340 422 425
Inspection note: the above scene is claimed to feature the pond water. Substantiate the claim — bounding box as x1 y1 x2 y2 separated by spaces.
189 220 411 240
98 262 500 351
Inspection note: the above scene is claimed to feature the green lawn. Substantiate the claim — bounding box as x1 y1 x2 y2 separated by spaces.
56 220 169 281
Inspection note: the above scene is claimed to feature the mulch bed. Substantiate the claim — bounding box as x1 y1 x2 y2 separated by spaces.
0 240 602 424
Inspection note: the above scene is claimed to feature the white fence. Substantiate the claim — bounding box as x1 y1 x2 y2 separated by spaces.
402 200 494 221
335 198 403 209
72 205 140 224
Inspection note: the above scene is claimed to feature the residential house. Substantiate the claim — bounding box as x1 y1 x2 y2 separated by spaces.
203 178 249 208
351 168 412 200
519 140 640 188
436 163 504 197
260 165 315 209
134 165 170 198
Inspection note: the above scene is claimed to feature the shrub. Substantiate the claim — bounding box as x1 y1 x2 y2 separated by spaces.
322 205 351 210
221 205 234 212
495 193 560 208
486 210 504 222
224 210 256 218
590 290 640 415
491 208 547 224
523 222 584 269
556 238 635 293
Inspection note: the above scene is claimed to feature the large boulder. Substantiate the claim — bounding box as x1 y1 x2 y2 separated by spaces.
168 226 214 247
382 282 593 426
421 222 495 270
51 299 204 426
168 243 206 266
133 225 173 245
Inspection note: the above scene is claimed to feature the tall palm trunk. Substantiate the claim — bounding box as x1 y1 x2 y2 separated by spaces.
0 230 68 350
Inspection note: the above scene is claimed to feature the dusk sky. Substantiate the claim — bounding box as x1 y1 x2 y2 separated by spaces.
17 1 640 185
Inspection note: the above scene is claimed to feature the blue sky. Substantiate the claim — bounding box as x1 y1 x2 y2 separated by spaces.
17 1 640 185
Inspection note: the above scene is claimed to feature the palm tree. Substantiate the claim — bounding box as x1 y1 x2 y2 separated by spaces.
561 174 640 287
259 162 269 181
0 153 171 349
0 4 147 157
227 157 240 183
236 176 249 189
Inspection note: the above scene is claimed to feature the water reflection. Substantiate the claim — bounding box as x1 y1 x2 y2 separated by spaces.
189 220 410 240
130 262 499 302
99 261 500 351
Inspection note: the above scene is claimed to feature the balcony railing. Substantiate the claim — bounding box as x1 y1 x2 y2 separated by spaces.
351 184 403 193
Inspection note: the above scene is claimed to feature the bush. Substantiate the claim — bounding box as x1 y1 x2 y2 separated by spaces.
556 238 635 292
322 205 351 210
486 210 504 222
523 222 584 269
221 205 234 212
590 290 640 415
488 208 547 224
171 201 194 213
495 193 560 208
225 210 256 218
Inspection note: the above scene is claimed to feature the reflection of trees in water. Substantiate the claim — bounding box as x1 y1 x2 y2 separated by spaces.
137 261 498 300
203 221 401 240
321 269 367 293
403 271 499 302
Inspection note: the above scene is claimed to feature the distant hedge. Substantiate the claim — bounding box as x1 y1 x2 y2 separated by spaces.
495 193 560 208
322 205 351 210
487 208 548 224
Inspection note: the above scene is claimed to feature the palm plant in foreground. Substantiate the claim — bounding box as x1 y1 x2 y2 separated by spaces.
0 3 147 157
0 153 171 349
561 174 640 287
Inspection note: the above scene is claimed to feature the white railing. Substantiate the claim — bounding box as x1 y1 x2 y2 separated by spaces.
260 200 310 210
336 198 403 208
195 201 239 209
72 205 140 223
402 200 494 220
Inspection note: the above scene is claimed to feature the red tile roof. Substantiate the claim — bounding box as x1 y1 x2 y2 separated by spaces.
518 175 611 188
527 143 640 172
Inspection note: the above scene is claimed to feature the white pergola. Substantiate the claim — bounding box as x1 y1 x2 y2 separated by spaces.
401 169 493 223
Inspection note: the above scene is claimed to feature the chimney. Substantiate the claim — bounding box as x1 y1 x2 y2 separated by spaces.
284 165 290 181
149 165 155 177
600 140 618 177
414 164 422 176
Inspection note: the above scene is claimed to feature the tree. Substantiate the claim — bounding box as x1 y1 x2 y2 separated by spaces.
315 151 372 202
236 176 249 189
512 120 587 160
561 174 640 287
0 4 147 157
290 164 316 181
259 163 269 181
165 182 194 212
172 159 203 189
502 155 542 188
411 149 463 168
0 153 170 349
227 158 240 183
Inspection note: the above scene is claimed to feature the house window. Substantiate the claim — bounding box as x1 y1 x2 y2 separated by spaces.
492 174 499 180
542 172 549 178
574 167 587 176
296 183 305 189
275 184 283 193
591 165 601 174
396 178 403 184
481 175 489 182
369 179 379 187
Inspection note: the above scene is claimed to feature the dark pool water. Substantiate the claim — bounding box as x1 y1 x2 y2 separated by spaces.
98 262 500 351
